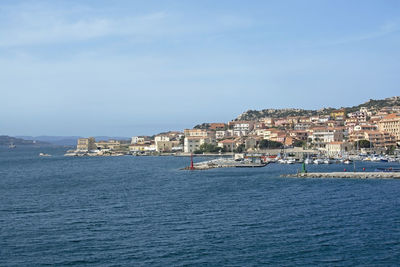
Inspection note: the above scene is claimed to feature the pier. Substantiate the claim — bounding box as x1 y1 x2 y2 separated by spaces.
182 157 267 170
281 172 400 179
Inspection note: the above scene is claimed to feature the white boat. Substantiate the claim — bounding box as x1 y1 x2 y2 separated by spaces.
286 159 296 164
323 159 333 164
343 159 352 164
313 159 324 164
278 159 286 164
39 153 51 157
370 156 380 162
304 158 313 164
8 143 16 149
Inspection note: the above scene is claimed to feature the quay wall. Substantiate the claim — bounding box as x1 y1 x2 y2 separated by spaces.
282 172 400 179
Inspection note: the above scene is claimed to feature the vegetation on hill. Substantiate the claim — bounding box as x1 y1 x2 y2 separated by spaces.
235 96 400 121
345 96 400 113
193 123 210 129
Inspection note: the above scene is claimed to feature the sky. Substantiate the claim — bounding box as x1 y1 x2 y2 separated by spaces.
1 0 400 136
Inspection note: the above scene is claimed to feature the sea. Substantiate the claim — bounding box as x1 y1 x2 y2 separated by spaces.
1 146 400 266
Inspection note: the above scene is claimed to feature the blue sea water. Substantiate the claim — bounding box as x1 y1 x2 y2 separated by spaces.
1 147 400 266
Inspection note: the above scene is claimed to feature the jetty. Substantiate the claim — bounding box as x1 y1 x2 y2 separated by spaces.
281 172 400 179
182 157 267 170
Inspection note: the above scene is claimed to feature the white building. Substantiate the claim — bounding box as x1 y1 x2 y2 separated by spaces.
216 130 230 139
131 136 145 144
155 135 170 142
184 137 214 153
310 128 344 148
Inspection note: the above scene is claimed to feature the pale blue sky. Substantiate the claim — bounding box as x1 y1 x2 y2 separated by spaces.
1 0 400 136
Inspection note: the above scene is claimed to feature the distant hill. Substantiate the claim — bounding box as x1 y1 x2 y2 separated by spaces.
0 135 50 146
235 96 400 121
17 136 131 146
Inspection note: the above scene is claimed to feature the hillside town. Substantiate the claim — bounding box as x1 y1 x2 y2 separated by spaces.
68 97 400 159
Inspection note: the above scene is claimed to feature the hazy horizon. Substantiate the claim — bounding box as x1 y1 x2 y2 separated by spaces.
1 0 400 136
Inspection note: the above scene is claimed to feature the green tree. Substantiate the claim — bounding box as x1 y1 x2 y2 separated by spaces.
355 139 371 149
258 139 283 149
386 145 396 155
293 140 305 147
234 144 246 153
195 143 224 153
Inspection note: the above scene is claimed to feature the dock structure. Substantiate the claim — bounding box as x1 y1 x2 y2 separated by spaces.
182 158 267 170
282 172 400 179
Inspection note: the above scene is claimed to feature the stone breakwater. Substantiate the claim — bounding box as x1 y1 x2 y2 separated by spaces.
281 172 400 179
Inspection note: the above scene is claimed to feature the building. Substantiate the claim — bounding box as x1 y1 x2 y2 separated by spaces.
330 109 346 121
131 136 146 144
260 117 274 127
228 121 255 136
364 131 396 148
77 137 96 151
288 130 308 141
349 130 396 148
184 129 215 138
218 139 236 152
274 118 290 128
154 135 170 142
155 140 173 152
129 143 148 152
184 137 214 153
294 122 312 130
309 127 344 148
216 130 231 139
353 124 378 132
245 137 258 150
378 113 400 144
326 141 353 157
95 140 121 150
348 110 367 122
262 129 286 142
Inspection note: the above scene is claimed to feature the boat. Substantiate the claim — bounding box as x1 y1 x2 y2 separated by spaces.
39 153 51 157
304 158 313 164
380 157 389 163
313 159 324 165
8 143 16 149
323 159 333 164
370 156 380 162
286 159 296 164
343 159 352 164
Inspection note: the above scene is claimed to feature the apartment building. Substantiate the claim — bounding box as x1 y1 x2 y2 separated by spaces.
378 113 400 143
184 136 214 153
77 137 96 151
